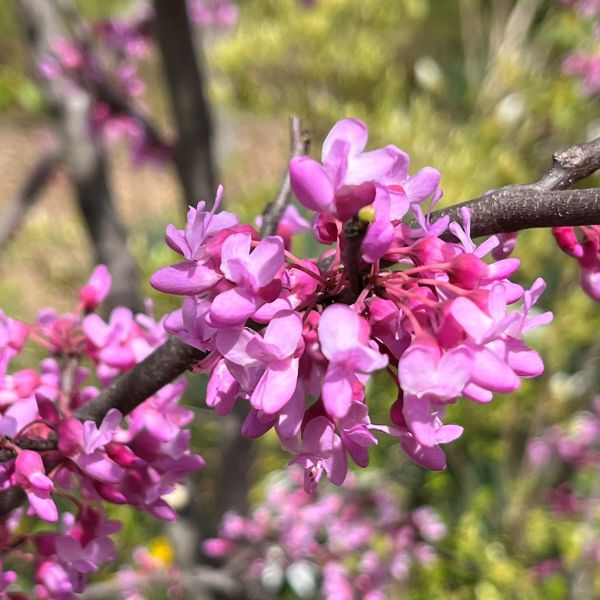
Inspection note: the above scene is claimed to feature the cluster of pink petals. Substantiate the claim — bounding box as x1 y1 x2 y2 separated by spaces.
38 9 173 167
553 225 600 301
0 267 203 598
202 472 446 599
153 118 552 492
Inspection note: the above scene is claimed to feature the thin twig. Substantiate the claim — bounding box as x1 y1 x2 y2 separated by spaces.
259 115 310 237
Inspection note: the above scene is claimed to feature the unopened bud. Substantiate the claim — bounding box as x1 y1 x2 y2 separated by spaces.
358 204 376 223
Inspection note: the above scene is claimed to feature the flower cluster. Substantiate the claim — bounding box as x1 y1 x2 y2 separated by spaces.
0 267 203 598
152 118 552 492
37 6 170 166
202 472 446 599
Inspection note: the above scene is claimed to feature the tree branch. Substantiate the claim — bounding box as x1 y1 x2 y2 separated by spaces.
431 136 600 236
437 188 600 238
75 337 205 424
0 148 61 250
259 115 310 237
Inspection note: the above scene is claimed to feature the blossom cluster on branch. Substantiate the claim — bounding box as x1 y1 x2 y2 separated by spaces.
151 118 553 493
202 471 446 600
0 267 203 598
37 5 171 167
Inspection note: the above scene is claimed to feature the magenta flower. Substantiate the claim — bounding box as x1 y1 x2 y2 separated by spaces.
318 305 388 418
288 417 348 493
55 534 116 573
151 186 236 295
78 264 111 312
337 402 378 467
14 451 58 522
58 410 124 484
209 233 285 326
290 118 440 222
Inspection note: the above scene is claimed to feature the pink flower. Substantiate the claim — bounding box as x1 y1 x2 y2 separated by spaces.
318 305 388 419
78 265 111 312
290 118 440 223
288 417 348 492
55 534 116 573
58 411 124 484
14 451 58 522
209 233 285 326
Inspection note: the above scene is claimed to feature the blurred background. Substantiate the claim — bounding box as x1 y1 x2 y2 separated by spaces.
1 0 600 598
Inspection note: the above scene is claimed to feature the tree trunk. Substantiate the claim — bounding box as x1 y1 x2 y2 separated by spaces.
153 0 216 208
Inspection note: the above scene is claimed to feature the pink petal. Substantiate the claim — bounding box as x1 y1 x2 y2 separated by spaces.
323 436 348 485
289 157 335 213
150 261 220 295
318 305 360 360
209 288 260 326
436 424 464 444
334 182 376 221
322 364 354 419
262 310 303 358
403 394 437 447
220 233 252 283
403 167 440 202
450 297 493 343
398 343 439 396
215 327 258 366
251 358 299 414
322 118 368 161
276 387 305 439
82 313 110 347
400 434 447 470
76 451 124 484
247 236 285 290
345 146 405 186
241 409 276 438
470 347 520 392
302 416 335 454
28 491 58 522
16 450 45 479
505 339 544 377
